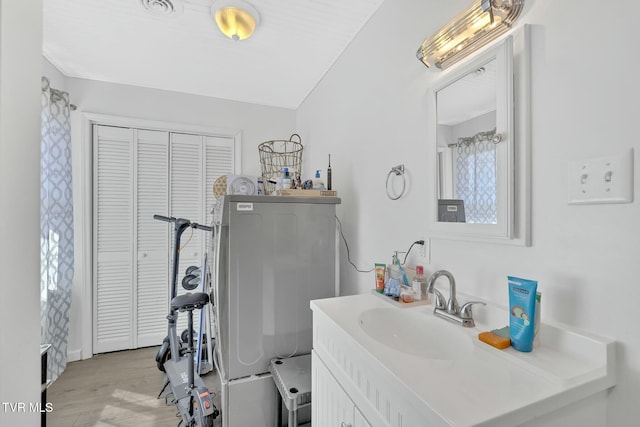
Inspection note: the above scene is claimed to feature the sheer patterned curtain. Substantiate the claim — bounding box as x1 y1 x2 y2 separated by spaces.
453 130 497 224
41 77 74 381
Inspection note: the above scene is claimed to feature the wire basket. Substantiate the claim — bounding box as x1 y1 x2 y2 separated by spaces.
258 134 303 194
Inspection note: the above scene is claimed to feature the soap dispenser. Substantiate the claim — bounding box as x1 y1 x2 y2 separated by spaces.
313 170 325 189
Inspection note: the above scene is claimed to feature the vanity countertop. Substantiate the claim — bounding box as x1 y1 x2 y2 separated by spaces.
311 293 615 427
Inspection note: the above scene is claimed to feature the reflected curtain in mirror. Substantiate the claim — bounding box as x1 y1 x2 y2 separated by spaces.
450 129 498 224
41 76 74 382
435 57 499 226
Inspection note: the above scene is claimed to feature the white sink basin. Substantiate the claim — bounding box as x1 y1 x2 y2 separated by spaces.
357 307 473 359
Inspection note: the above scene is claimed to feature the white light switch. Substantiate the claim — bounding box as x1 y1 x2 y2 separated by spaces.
568 148 634 204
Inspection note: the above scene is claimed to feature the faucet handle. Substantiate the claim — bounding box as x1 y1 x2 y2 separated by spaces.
459 301 486 319
431 288 447 310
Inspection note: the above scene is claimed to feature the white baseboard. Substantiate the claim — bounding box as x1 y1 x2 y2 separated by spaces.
67 349 83 362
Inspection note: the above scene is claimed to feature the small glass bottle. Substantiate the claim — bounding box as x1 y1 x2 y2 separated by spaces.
293 171 302 189
412 265 425 301
400 285 415 303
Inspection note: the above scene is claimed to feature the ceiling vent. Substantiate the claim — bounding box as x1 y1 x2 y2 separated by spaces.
140 0 184 17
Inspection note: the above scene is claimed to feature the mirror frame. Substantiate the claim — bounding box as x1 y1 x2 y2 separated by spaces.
427 25 530 246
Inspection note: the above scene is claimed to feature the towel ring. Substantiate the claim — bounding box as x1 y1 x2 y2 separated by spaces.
386 164 406 200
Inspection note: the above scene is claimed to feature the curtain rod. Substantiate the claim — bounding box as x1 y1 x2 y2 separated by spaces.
448 128 498 148
42 76 76 110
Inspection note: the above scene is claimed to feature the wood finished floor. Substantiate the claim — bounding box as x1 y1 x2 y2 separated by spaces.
47 347 221 427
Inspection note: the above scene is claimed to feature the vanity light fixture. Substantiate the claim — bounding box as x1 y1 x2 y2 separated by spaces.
211 0 260 41
416 0 524 70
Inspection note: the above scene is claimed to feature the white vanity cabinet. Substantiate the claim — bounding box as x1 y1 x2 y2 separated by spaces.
312 351 371 427
353 408 370 427
311 294 616 427
311 298 445 427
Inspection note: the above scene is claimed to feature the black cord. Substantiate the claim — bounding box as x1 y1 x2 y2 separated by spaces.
335 215 425 273
335 215 375 273
402 240 424 265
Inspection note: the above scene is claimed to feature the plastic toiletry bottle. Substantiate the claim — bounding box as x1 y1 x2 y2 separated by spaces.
282 167 292 190
313 170 325 189
392 253 410 287
257 178 264 195
412 265 425 301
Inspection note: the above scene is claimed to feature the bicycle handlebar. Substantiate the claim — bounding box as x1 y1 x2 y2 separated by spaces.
153 214 212 232
193 223 212 232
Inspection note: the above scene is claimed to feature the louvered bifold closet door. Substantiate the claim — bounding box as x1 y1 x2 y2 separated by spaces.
204 135 235 248
170 133 206 333
94 125 134 353
135 129 169 347
95 126 236 353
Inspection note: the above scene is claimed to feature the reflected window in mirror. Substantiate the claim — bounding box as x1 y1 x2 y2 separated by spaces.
437 59 499 225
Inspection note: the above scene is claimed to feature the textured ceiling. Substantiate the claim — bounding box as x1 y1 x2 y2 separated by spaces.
43 0 385 109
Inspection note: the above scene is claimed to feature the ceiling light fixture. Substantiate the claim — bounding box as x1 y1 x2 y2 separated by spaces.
211 0 260 41
416 0 524 70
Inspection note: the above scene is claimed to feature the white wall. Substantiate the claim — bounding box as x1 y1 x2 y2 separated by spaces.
67 78 296 177
62 76 296 359
448 111 496 145
43 57 66 91
0 1 42 426
297 0 640 426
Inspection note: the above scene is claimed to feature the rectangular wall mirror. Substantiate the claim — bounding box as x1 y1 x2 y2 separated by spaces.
427 26 530 245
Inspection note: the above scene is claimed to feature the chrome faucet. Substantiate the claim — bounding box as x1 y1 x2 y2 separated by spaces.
426 270 485 327
427 270 459 314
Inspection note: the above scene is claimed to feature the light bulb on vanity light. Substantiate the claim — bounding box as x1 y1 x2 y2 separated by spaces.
416 0 524 70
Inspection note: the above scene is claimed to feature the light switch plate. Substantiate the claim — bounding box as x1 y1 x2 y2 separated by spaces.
568 148 634 204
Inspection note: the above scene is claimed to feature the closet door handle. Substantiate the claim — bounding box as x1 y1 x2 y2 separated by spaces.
341 422 352 427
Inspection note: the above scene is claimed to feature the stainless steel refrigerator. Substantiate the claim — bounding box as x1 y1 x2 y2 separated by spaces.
211 195 340 427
